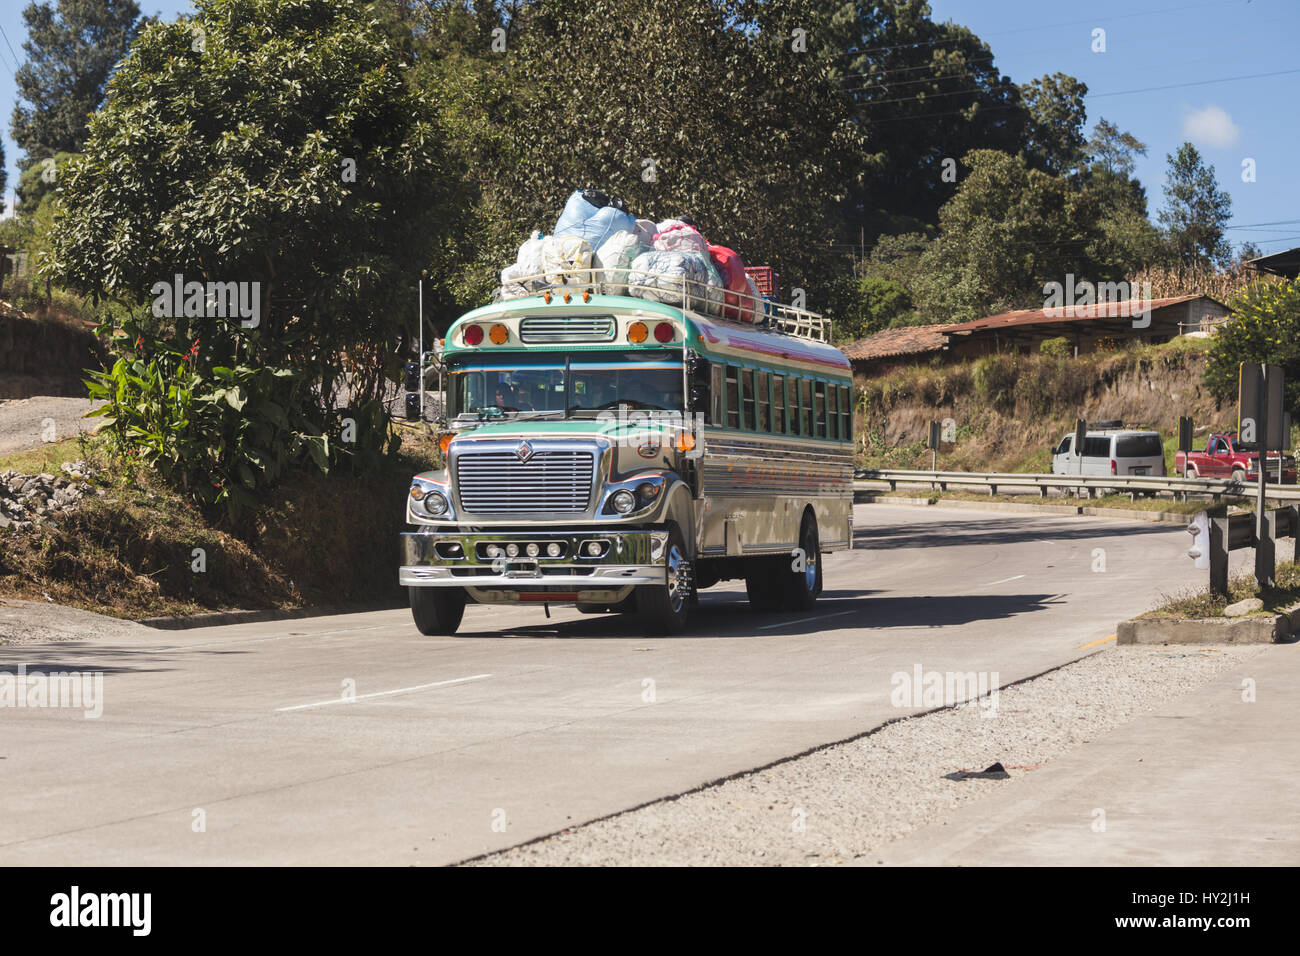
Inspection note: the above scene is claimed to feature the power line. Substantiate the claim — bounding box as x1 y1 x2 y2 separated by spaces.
0 22 20 78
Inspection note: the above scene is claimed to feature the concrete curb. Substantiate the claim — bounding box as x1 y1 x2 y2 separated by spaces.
1118 604 1300 645
137 597 407 630
855 492 1195 525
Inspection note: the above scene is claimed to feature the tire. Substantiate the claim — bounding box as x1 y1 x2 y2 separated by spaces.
1231 468 1246 483
409 586 466 636
636 522 692 635
781 511 823 612
744 558 784 611
575 603 609 614
1185 465 1198 479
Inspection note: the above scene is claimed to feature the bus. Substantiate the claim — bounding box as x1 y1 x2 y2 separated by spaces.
399 266 855 635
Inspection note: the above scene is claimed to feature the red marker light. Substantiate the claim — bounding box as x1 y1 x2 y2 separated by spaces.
654 322 674 343
464 324 484 346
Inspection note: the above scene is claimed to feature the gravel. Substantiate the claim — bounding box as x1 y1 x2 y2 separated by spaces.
0 460 103 531
0 598 149 645
465 643 1263 866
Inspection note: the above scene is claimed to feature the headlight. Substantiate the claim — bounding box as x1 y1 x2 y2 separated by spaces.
611 489 636 514
422 491 448 516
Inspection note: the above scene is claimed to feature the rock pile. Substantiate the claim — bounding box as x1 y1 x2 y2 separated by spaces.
0 460 103 532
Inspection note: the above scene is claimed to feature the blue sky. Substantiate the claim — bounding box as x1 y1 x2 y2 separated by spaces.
1 0 1296 253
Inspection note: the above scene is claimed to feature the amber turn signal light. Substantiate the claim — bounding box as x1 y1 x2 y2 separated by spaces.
628 321 648 343
439 434 452 455
489 323 508 344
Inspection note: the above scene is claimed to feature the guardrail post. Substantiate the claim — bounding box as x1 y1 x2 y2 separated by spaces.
1039 486 1047 498
988 483 997 496
1210 517 1230 598
1257 508 1277 590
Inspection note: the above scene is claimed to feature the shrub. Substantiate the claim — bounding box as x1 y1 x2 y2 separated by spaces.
1040 336 1071 359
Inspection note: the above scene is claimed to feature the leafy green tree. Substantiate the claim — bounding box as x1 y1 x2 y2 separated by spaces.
476 0 862 301
830 276 912 342
1088 118 1146 178
49 0 463 513
1204 278 1300 412
827 0 1026 233
1159 142 1232 269
916 149 1101 321
1081 119 1164 276
1020 73 1088 175
10 0 144 212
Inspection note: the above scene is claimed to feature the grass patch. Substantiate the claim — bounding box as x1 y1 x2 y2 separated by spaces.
1141 561 1300 620
0 430 440 619
0 436 94 475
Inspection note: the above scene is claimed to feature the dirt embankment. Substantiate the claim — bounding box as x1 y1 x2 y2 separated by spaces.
0 308 106 399
856 340 1230 472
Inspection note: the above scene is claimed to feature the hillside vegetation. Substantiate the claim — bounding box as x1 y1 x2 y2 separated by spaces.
855 338 1230 473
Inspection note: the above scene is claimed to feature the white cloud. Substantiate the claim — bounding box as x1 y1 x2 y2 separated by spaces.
1182 104 1240 148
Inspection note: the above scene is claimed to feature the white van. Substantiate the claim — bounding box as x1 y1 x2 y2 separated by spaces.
1051 426 1166 477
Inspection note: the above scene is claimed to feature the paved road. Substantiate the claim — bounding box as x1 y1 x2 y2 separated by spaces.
0 504 1212 865
0 396 103 457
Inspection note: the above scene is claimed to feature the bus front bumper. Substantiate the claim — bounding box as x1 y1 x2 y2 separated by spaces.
400 528 670 588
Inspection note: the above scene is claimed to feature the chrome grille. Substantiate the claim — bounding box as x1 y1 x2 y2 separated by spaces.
456 451 595 513
519 316 615 343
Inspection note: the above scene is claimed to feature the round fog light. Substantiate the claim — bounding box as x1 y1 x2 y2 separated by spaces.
485 545 502 558
611 489 636 514
506 543 519 557
547 543 562 557
526 543 540 557
586 541 602 556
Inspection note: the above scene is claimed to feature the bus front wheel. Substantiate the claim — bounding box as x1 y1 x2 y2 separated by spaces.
636 523 692 634
409 586 467 636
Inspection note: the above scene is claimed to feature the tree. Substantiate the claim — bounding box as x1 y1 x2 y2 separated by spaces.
10 0 144 212
830 276 912 342
49 0 463 513
476 0 862 303
1204 278 1300 413
1158 142 1232 269
828 0 1026 234
1082 119 1163 276
916 149 1101 321
1020 73 1088 175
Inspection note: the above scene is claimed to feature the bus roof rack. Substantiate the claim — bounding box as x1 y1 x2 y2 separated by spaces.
493 267 832 343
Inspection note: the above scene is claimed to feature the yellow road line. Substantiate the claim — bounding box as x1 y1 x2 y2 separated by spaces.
1078 634 1117 649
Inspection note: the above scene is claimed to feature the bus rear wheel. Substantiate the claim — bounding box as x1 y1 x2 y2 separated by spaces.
409 586 467 636
636 523 692 635
782 512 822 612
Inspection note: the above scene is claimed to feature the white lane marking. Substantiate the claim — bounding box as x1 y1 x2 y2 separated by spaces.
758 609 858 631
276 674 492 711
977 574 1026 587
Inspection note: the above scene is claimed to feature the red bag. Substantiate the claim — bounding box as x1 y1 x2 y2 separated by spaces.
708 244 753 322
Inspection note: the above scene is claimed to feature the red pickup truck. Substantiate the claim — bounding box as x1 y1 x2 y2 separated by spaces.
1175 433 1297 483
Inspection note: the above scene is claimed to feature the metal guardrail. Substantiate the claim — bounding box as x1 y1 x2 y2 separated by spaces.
853 467 1300 501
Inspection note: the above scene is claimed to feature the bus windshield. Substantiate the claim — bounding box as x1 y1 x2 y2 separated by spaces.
448 350 683 419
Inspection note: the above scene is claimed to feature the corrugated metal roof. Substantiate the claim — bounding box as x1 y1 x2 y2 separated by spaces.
942 294 1222 334
842 324 949 362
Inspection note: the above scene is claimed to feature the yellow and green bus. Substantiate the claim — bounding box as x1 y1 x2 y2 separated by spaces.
400 270 854 635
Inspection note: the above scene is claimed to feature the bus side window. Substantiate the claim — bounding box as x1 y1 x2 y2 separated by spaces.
788 377 800 435
741 368 756 430
758 371 771 432
773 376 786 433
726 365 739 429
828 382 838 440
814 381 827 438
840 385 852 439
801 379 812 436
710 365 723 425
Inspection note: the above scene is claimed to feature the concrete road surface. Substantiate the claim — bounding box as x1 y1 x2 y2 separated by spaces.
0 504 1219 865
0 397 103 457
